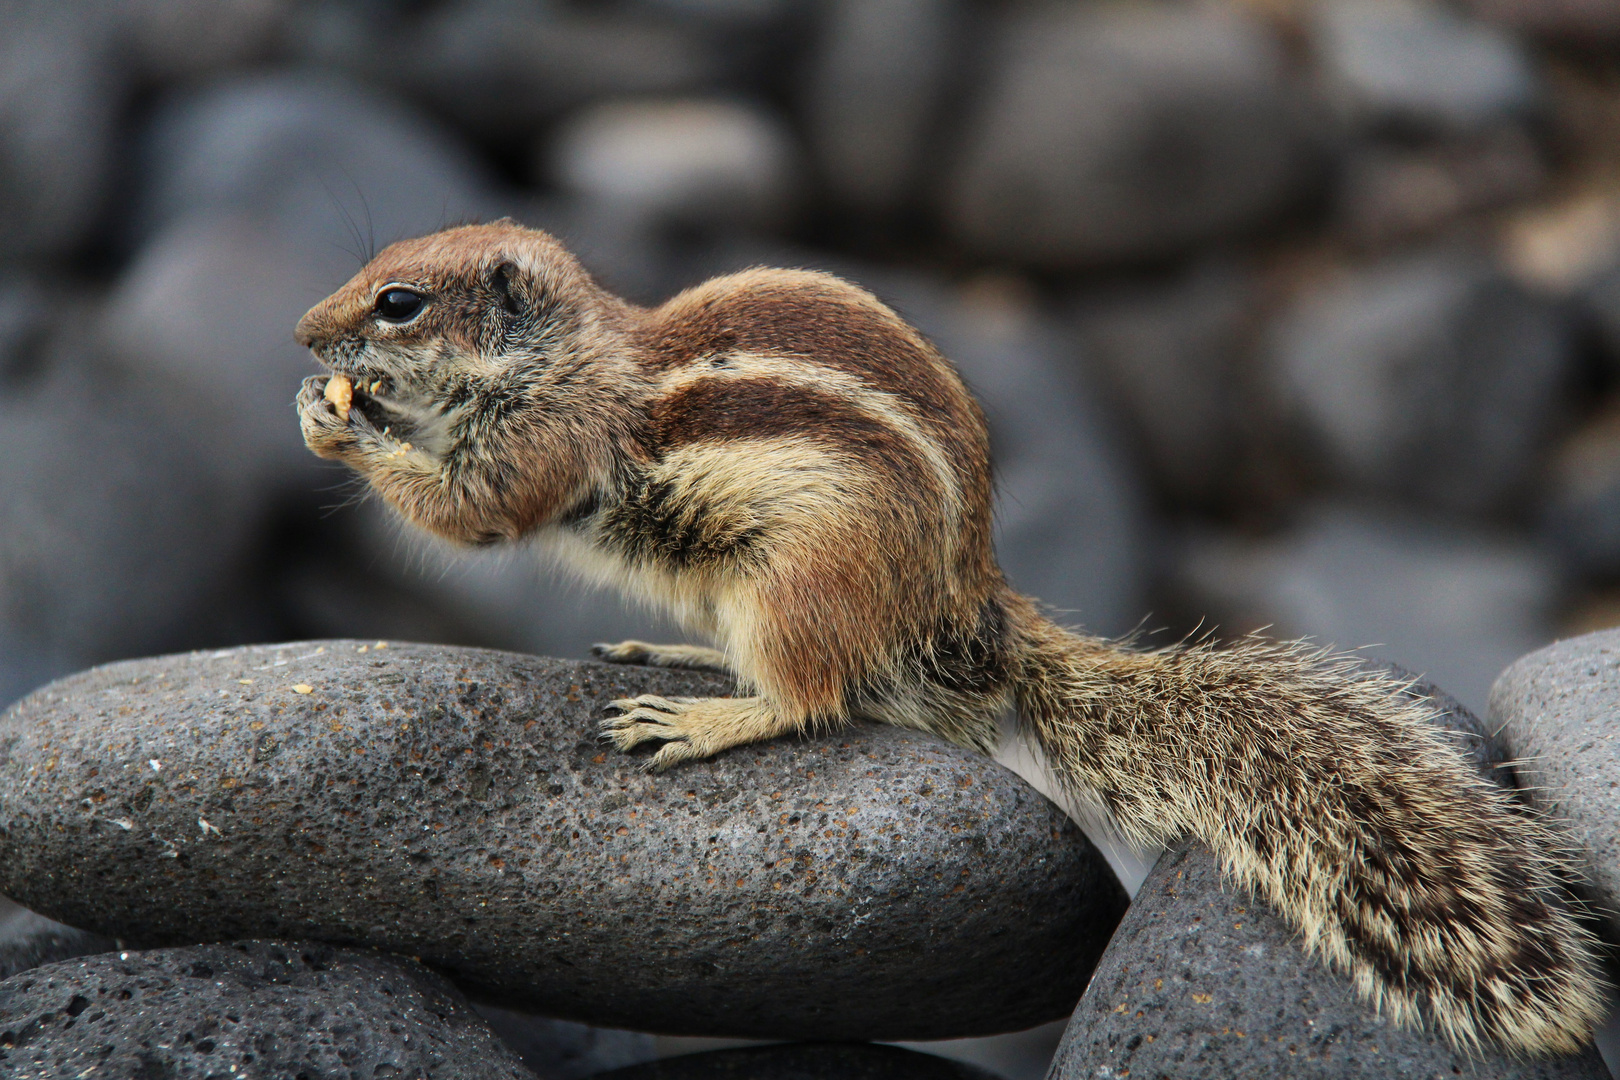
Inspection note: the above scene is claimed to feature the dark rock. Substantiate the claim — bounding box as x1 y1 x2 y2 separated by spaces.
472 1004 656 1079
944 4 1306 267
592 1042 1000 1079
116 0 295 81
101 214 349 495
802 0 965 216
0 898 112 983
1050 676 1608 1079
1311 0 1541 134
0 12 121 261
1171 502 1563 715
1267 247 1572 515
0 642 1127 1040
1462 0 1620 50
0 342 259 698
1048 842 1609 1080
1069 262 1254 508
132 70 499 256
1578 263 1620 373
546 98 800 233
0 940 533 1079
1334 127 1547 248
1542 400 1620 579
0 273 62 387
1491 629 1620 943
375 0 720 140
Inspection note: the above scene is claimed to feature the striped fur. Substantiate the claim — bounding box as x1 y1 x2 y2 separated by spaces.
296 221 1605 1056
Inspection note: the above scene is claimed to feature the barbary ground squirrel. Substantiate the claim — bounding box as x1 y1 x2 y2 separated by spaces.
295 220 1604 1057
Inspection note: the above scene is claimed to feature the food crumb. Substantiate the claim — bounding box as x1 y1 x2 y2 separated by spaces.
324 374 354 420
292 684 313 695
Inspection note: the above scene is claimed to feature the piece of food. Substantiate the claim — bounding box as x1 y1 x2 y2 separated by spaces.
324 373 353 420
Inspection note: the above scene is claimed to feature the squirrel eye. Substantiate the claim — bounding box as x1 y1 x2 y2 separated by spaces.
374 288 424 323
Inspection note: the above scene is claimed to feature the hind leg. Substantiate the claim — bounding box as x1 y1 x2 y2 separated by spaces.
592 640 732 674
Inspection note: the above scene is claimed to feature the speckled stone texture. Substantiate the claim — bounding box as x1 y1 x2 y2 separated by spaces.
1048 671 1610 1079
0 898 112 982
0 940 533 1079
1049 842 1608 1080
591 1042 1000 1079
0 640 1126 1040
1491 628 1620 941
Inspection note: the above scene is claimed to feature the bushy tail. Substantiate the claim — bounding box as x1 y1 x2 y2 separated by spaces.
1009 606 1606 1056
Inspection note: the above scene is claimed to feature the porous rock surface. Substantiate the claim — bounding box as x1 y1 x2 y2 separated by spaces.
1048 673 1610 1079
591 1042 999 1079
0 940 533 1080
1491 628 1620 942
0 641 1126 1040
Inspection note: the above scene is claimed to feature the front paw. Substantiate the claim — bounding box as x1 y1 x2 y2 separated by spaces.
298 374 361 461
600 695 704 771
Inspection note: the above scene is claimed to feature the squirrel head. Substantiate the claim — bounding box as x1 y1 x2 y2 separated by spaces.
295 220 627 432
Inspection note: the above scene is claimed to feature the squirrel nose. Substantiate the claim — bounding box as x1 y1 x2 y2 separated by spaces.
294 306 323 349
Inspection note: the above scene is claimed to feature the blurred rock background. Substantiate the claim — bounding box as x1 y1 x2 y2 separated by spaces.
7 0 1620 1073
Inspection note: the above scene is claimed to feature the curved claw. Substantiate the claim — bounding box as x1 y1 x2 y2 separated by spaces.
645 741 704 772
600 695 696 752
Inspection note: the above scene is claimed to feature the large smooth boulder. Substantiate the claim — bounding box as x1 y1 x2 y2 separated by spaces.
0 941 533 1079
0 642 1126 1040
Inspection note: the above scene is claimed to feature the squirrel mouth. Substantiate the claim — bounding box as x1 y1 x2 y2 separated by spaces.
321 366 397 428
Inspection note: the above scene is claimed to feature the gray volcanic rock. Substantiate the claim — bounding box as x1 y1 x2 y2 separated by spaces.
377 1 720 138
1049 674 1609 1079
803 0 965 216
0 940 533 1080
132 70 498 255
1542 402 1620 579
0 343 261 704
1048 842 1608 1080
0 12 120 261
546 98 800 233
593 1042 1000 1079
1268 248 1572 516
0 642 1126 1040
0 899 112 983
1070 262 1255 508
1491 629 1620 943
1172 502 1562 716
1463 0 1620 46
945 3 1306 267
1312 0 1540 134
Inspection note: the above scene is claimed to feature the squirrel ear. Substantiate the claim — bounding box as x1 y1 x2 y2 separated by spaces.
490 260 523 318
